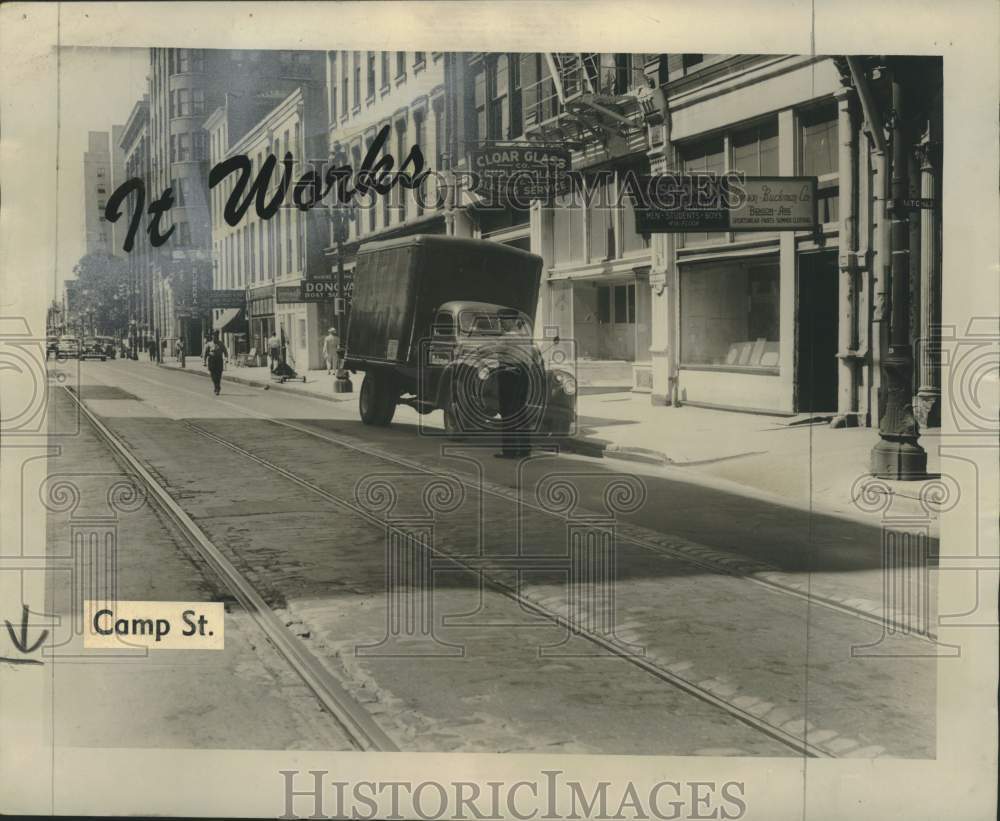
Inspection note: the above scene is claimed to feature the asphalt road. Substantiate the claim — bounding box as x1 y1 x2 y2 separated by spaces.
43 358 941 757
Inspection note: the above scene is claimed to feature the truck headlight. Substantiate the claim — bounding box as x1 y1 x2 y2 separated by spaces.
553 370 576 396
477 358 499 380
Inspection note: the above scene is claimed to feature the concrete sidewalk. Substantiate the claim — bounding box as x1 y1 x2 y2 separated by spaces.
157 357 943 526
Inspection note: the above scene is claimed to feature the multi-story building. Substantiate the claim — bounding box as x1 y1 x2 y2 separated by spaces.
446 52 942 427
206 80 329 367
322 50 449 279
141 47 326 356
120 95 150 356
82 130 124 257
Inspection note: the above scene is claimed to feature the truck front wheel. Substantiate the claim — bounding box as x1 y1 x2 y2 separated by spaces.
359 372 397 426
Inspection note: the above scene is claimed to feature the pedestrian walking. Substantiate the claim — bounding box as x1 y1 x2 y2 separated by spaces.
203 331 228 395
268 331 281 372
322 326 339 375
175 337 186 368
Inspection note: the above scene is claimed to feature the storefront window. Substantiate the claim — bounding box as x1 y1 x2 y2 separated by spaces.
680 261 780 370
800 104 839 223
597 283 635 324
552 194 584 266
679 137 725 246
620 180 650 254
732 119 779 240
587 176 613 261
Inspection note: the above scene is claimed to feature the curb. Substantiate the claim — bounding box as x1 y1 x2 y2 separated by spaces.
161 363 650 462
157 363 355 404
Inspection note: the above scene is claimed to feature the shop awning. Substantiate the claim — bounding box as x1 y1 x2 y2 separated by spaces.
213 308 248 334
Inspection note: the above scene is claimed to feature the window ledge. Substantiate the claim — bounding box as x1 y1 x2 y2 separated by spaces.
679 364 780 376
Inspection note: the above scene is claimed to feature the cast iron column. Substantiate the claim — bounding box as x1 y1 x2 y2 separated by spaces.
870 65 927 479
332 219 352 394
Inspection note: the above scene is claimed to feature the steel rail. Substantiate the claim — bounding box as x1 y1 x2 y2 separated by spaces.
111 364 936 639
183 418 833 759
63 386 399 753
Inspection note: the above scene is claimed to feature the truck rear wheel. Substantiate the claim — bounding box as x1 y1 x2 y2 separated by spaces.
359 372 397 426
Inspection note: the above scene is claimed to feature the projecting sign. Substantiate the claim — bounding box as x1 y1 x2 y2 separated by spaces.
204 289 247 309
301 277 353 302
470 146 571 201
632 175 818 233
274 277 354 304
728 177 818 231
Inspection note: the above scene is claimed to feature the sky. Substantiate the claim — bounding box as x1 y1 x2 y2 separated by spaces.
54 47 150 298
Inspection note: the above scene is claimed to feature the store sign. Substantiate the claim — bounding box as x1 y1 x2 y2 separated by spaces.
632 175 818 233
204 289 246 309
275 286 300 304
299 276 353 303
469 146 571 201
728 177 818 231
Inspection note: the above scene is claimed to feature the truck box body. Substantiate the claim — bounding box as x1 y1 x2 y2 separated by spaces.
345 235 543 368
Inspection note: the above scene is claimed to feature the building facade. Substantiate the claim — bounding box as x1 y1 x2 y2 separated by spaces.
83 131 116 257
206 80 330 368
140 48 326 357
120 96 151 356
445 52 942 426
323 50 449 281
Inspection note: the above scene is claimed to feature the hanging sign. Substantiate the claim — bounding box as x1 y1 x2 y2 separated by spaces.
204 289 247 309
275 286 301 304
470 146 571 202
633 174 818 233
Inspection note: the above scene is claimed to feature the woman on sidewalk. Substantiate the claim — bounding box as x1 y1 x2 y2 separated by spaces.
202 331 229 395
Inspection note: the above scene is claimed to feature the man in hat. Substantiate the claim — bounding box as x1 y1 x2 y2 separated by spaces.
322 326 339 375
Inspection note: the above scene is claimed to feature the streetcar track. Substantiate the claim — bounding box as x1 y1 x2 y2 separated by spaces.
62 385 399 753
104 363 932 640
171 417 832 758
65 366 925 757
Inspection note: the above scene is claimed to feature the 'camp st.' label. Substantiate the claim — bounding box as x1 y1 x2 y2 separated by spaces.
83 601 224 650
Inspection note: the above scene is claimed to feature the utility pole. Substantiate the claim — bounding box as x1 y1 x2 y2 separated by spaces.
870 59 927 479
330 142 353 394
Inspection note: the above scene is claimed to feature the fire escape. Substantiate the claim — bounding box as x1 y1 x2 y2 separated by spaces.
523 53 665 149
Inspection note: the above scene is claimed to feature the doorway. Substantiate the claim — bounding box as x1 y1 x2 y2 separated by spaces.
796 252 839 413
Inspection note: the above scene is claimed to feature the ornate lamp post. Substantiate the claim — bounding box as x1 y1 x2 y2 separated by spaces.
870 58 927 479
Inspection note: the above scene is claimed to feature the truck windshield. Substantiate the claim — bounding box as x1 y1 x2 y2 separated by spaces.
458 311 531 336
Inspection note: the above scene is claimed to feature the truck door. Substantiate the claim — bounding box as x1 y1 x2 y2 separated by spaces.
423 309 456 403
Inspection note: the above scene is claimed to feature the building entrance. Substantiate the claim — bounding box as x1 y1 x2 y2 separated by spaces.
796 251 839 413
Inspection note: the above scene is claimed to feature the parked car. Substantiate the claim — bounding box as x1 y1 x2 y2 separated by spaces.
344 235 576 436
56 335 80 360
79 338 108 361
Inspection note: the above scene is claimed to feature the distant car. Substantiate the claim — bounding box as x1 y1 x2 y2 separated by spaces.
56 335 80 360
94 336 117 359
79 338 107 361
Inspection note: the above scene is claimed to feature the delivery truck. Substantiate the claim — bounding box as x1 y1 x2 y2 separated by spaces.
344 235 576 436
